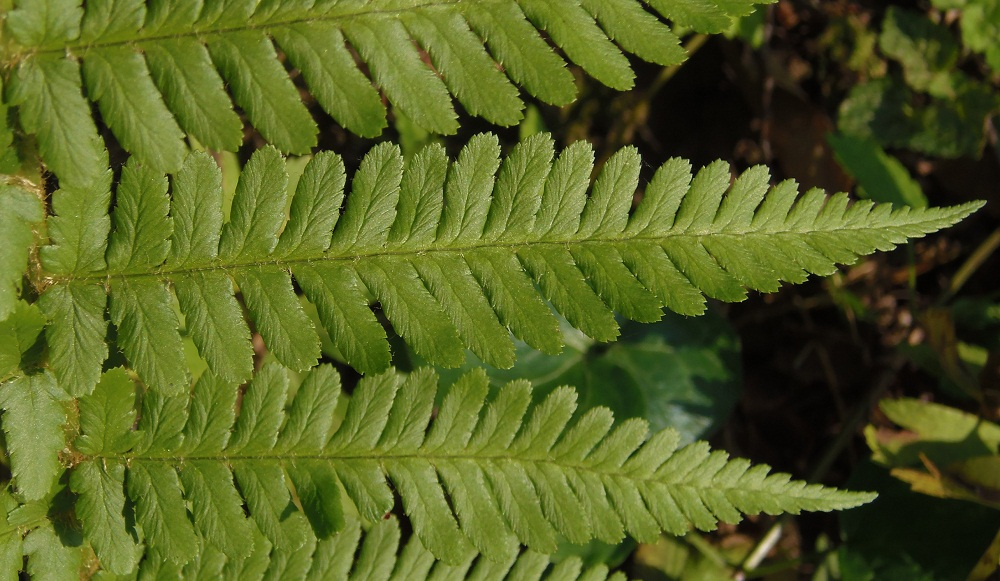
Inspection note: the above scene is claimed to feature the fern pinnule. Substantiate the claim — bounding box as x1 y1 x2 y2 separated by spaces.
0 372 66 502
36 134 982 396
57 363 875 574
0 0 764 184
0 182 43 322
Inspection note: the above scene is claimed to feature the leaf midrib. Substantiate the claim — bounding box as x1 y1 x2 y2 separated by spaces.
87 451 859 504
41 224 921 286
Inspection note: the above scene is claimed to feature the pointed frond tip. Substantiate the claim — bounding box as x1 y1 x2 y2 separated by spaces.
37 134 983 396
2 0 770 184
61 364 874 575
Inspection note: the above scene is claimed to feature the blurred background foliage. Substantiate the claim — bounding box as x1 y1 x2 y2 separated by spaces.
184 1 1000 578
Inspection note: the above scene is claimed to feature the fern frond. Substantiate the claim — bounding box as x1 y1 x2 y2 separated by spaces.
138 515 625 580
0 180 43 321
60 364 872 574
0 372 67 502
0 301 45 379
37 135 982 395
1 0 768 183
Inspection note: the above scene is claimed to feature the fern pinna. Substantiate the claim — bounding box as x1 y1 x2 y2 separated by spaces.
35 134 981 397
0 363 873 577
1 0 769 187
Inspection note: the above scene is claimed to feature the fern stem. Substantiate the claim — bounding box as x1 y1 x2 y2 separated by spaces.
37 221 950 288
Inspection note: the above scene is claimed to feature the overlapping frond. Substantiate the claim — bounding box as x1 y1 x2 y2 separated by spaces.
59 364 871 575
0 180 43 321
38 134 982 395
1 0 769 185
137 515 625 581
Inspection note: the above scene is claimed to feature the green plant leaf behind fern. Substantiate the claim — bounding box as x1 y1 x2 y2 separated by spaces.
36 133 982 396
0 0 769 184
47 363 872 576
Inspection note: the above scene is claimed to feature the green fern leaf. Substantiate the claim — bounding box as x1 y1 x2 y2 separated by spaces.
0 372 66 501
23 524 83 581
6 0 82 48
0 491 22 579
134 514 622 580
5 54 107 188
0 183 43 321
64 364 872 573
38 135 981 394
74 367 140 456
0 301 44 378
69 460 141 574
1 0 770 181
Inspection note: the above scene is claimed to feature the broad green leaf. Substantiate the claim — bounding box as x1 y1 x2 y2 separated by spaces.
134 389 187 455
828 132 928 208
274 151 347 258
437 133 501 245
389 143 447 247
879 7 960 98
840 462 1000 581
329 142 403 251
232 462 302 550
276 364 341 453
838 76 1000 158
287 460 345 539
432 309 741 444
294 263 391 375
174 271 254 384
579 0 685 66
